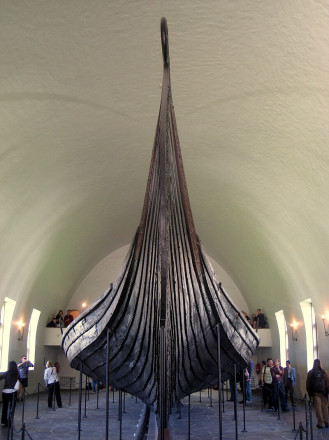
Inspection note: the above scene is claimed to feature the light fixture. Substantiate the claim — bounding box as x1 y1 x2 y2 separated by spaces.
290 321 298 341
82 302 87 309
16 320 25 341
321 313 329 336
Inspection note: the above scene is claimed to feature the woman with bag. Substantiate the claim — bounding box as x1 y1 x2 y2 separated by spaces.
44 360 62 408
0 361 19 427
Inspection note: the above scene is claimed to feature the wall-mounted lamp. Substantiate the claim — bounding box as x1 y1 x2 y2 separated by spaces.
16 320 25 341
290 321 298 341
321 313 329 336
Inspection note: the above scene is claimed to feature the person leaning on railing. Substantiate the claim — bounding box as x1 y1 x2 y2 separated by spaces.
252 309 267 329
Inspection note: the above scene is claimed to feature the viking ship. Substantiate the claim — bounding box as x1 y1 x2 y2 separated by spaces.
62 16 259 427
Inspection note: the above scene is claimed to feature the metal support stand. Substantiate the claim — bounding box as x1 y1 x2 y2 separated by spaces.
118 390 123 440
20 388 26 440
294 421 307 440
304 396 309 440
83 375 88 418
159 326 166 440
216 324 222 440
96 384 99 409
209 387 213 407
241 369 247 432
21 387 26 423
35 383 40 419
188 394 191 440
69 377 73 406
123 392 126 413
308 399 313 440
77 362 83 439
106 328 110 440
233 364 238 440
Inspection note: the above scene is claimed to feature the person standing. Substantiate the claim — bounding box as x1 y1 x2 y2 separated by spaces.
17 355 33 401
261 358 273 409
64 310 73 327
239 359 254 403
228 375 238 401
306 359 329 429
0 361 19 427
55 310 64 328
271 358 289 412
253 309 267 329
44 360 62 408
92 377 100 393
47 318 58 327
283 360 296 406
245 359 254 402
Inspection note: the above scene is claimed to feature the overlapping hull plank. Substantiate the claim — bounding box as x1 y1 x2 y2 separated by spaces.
62 17 259 415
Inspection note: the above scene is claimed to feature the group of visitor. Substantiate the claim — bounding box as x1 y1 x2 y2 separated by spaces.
241 308 268 329
260 357 329 429
260 358 292 412
229 356 329 429
233 357 295 410
0 354 328 431
47 309 74 328
0 355 62 427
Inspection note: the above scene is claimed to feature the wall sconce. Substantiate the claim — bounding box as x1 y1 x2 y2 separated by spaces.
16 320 25 341
321 314 329 336
290 321 298 341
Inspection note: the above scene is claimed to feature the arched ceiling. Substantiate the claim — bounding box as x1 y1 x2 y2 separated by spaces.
1 2 329 329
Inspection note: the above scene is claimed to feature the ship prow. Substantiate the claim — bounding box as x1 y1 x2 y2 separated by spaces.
62 17 259 415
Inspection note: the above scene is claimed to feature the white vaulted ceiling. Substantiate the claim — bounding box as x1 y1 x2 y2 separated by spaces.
1 2 329 359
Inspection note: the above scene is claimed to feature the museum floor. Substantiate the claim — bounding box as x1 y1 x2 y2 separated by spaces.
1 387 328 440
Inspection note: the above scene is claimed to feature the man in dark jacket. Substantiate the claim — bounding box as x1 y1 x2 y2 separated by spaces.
271 358 289 412
283 360 296 406
306 359 329 429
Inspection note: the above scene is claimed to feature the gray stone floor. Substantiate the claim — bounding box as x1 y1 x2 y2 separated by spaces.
1 387 328 439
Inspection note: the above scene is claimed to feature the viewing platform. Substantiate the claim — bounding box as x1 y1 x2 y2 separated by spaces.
44 327 66 346
255 328 272 347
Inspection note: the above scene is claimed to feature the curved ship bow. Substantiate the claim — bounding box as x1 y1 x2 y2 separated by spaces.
62 17 259 418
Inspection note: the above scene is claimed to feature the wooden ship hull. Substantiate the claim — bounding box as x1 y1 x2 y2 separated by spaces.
62 17 259 417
